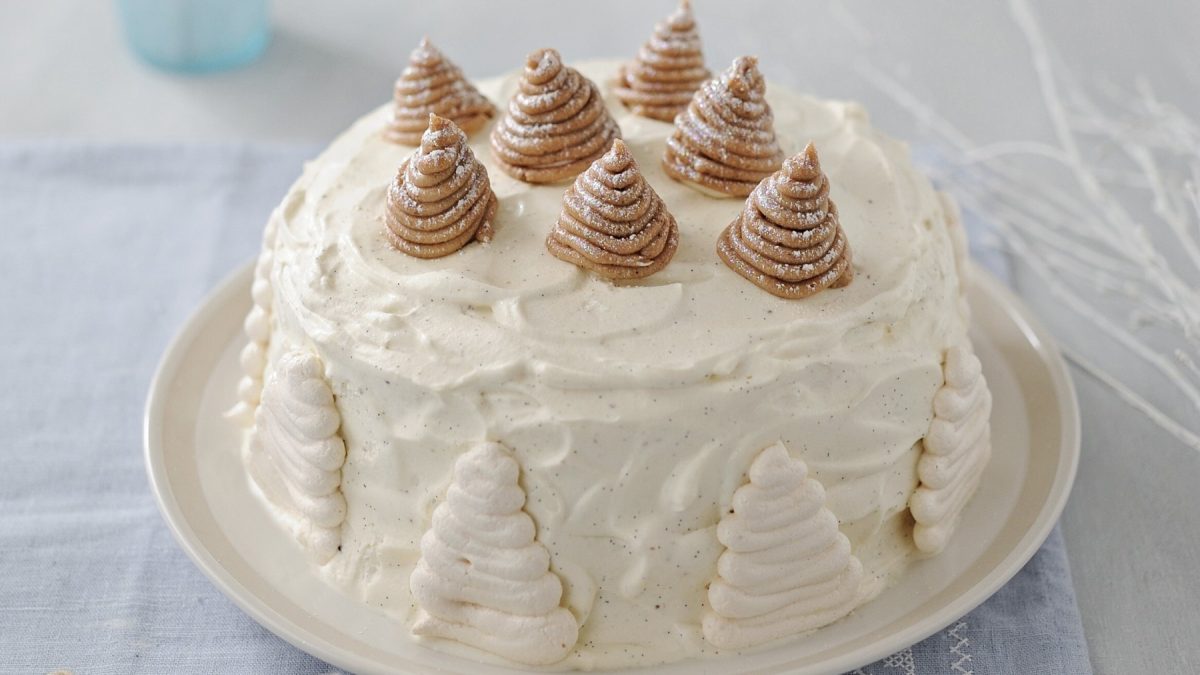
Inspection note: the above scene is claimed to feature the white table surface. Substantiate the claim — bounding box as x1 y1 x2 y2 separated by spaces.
3 2 1198 673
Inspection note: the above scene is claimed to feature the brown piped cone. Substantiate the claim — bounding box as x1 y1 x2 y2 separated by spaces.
716 143 853 298
546 139 679 280
385 38 495 145
491 48 622 184
663 56 784 197
613 0 711 122
385 114 497 259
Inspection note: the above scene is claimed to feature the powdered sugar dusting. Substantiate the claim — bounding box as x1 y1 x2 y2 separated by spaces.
546 139 679 279
385 38 495 146
663 57 784 196
490 48 622 184
614 0 711 122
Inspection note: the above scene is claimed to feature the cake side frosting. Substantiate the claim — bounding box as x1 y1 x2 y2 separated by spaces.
252 60 970 668
226 219 277 425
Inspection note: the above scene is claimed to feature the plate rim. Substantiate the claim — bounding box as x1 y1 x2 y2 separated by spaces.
144 261 1081 674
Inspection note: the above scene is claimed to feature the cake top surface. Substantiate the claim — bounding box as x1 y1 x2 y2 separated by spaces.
272 60 955 390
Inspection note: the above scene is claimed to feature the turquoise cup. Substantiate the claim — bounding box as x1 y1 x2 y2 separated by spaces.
116 0 270 73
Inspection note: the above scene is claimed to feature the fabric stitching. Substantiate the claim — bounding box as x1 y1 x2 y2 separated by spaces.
948 621 974 674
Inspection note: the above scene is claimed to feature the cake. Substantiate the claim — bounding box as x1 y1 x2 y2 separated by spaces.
229 16 992 670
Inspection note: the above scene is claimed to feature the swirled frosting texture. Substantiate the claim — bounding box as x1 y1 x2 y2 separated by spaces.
703 442 864 650
546 139 679 279
663 56 783 197
910 345 992 554
613 0 710 122
227 220 276 425
254 61 973 668
385 38 495 146
490 49 621 184
255 350 348 563
385 114 497 258
941 191 974 321
409 442 579 665
718 143 854 299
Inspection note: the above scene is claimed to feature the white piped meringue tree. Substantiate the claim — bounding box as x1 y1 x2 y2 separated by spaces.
226 220 276 425
409 442 579 665
703 442 864 650
910 344 993 554
255 350 348 563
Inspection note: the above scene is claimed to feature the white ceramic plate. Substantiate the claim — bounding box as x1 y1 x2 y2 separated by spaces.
145 262 1079 675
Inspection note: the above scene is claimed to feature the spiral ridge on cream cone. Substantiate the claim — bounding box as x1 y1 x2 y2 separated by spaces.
385 114 497 259
546 139 679 280
409 442 579 665
703 442 864 650
255 350 348 563
613 0 710 122
910 344 993 554
717 143 854 299
385 38 495 145
662 56 783 197
490 48 622 184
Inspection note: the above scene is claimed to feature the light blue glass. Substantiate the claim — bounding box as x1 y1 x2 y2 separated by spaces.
116 0 270 74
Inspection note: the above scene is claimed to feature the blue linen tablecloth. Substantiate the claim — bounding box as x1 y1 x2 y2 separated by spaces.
0 143 1092 674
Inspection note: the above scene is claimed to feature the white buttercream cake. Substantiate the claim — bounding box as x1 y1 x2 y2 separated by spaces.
230 55 992 669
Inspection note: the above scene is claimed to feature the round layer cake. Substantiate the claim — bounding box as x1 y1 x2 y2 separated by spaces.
235 60 982 669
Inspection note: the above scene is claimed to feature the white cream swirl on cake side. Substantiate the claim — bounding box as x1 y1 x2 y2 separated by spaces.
250 61 973 668
704 442 865 650
252 350 348 563
410 441 579 665
911 344 992 554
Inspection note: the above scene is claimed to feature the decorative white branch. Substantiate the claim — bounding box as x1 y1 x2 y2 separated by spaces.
851 0 1200 452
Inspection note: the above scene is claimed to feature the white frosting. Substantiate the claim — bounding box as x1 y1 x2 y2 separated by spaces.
910 345 992 554
939 190 973 321
253 350 347 562
226 220 277 425
703 442 864 650
410 442 579 665
247 60 975 667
